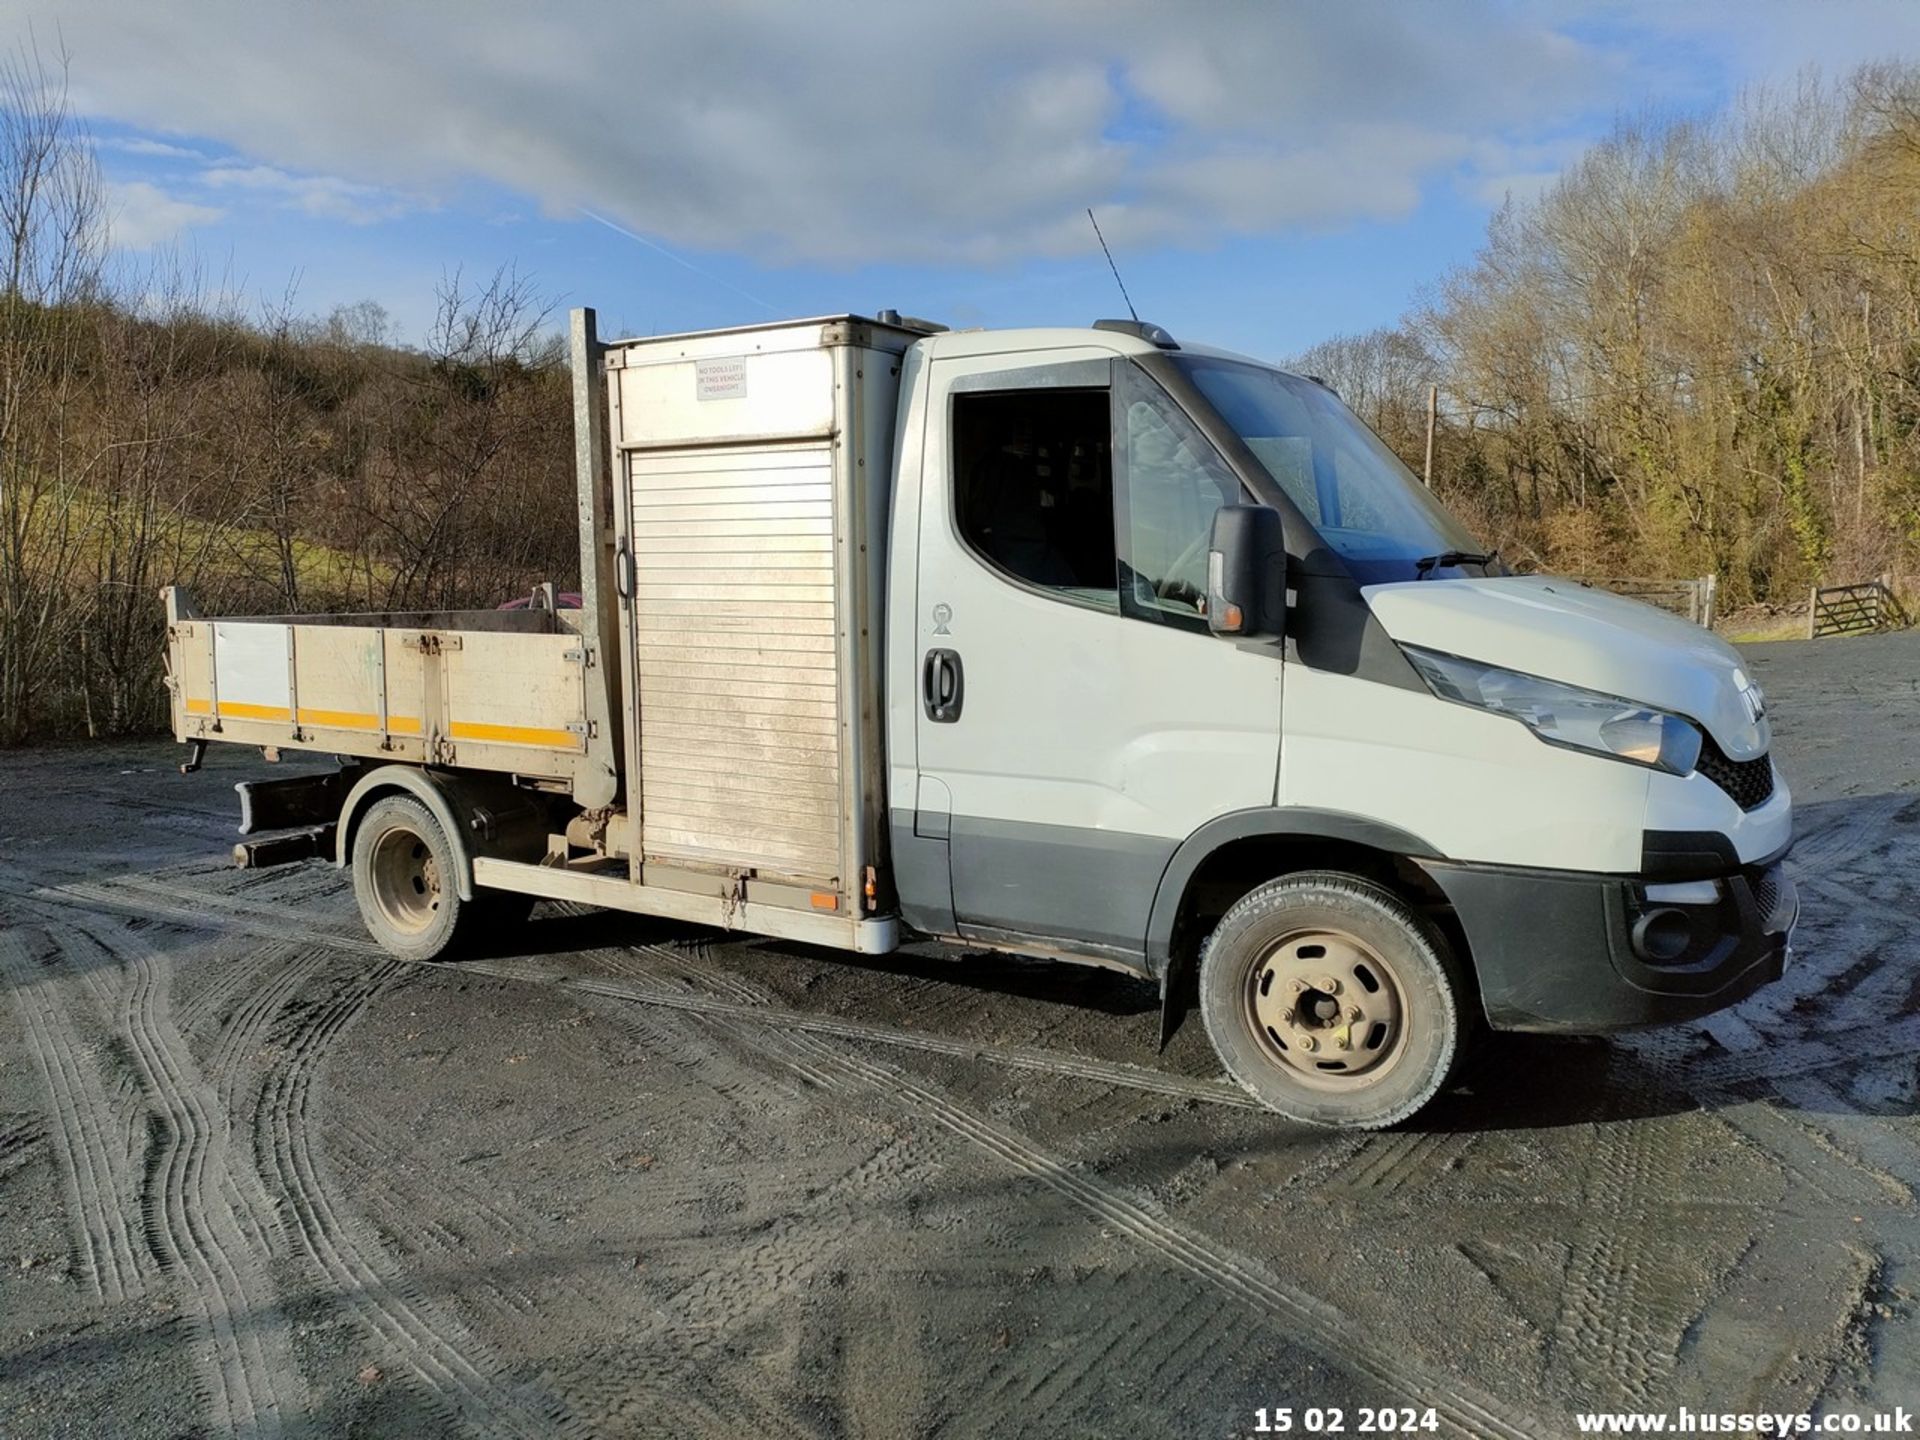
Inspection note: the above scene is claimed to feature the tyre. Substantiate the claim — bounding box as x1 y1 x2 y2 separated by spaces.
350 793 498 961
1197 871 1467 1129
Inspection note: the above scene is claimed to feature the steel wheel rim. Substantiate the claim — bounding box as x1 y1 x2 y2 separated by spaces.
1242 927 1408 1088
368 826 441 935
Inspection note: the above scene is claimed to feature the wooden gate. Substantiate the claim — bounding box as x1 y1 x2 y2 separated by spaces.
1809 579 1909 638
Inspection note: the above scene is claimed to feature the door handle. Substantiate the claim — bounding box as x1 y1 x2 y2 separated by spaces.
614 541 634 601
923 648 963 723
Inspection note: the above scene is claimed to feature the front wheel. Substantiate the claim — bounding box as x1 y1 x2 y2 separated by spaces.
1197 872 1467 1129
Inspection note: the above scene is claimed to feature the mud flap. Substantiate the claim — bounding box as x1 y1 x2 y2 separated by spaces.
1157 952 1197 1052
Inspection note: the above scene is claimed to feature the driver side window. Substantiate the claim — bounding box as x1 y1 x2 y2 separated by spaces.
1117 373 1242 629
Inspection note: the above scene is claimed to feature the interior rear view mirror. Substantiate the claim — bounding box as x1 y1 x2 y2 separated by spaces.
1206 505 1286 640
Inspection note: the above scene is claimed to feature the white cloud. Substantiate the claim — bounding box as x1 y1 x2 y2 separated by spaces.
28 1 1920 265
199 164 420 225
104 179 224 249
98 135 209 161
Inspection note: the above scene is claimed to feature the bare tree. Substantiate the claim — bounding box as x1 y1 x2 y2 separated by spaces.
0 40 105 740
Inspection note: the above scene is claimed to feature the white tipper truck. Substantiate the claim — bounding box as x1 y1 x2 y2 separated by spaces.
162 310 1797 1128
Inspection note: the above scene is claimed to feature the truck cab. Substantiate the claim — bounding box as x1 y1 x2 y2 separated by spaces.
164 309 1795 1130
880 318 1793 1125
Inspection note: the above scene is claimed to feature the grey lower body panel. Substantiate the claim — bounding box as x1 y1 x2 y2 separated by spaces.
890 810 956 936
890 809 1172 965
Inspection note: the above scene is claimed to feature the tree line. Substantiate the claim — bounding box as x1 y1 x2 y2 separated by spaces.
1293 63 1920 610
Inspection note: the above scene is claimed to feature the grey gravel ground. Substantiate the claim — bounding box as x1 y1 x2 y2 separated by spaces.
0 632 1916 1438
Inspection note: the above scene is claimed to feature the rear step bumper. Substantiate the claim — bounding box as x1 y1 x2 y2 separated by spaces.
233 825 336 869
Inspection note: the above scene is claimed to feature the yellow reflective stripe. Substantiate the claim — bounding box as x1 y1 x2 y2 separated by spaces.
183 697 422 735
448 719 580 749
185 699 287 721
295 706 379 731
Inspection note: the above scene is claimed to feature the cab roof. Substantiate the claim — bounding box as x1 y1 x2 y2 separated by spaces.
605 311 1288 377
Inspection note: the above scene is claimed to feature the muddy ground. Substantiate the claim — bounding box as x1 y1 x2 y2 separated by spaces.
0 633 1915 1438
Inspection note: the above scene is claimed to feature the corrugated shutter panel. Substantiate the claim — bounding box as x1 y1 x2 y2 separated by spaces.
628 444 843 883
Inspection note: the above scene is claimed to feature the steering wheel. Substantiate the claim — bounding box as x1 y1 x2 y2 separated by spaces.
1154 529 1211 605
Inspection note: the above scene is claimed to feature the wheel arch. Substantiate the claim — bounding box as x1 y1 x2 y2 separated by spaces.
334 766 479 900
1145 808 1451 979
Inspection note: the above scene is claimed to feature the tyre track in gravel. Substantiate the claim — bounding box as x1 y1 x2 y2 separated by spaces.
314 1116 542 1335
572 940 1543 1440
16 876 939 1432
570 987 1209 1438
762 1021 1547 1440
1545 1043 1701 1407
468 953 1258 1112
531 950 932 1434
71 917 308 1439
254 960 589 1440
333 963 914 1436
528 937 1526 1437
1334 1129 1474 1199
177 930 320 1034
1538 1031 1901 1414
17 876 384 957
550 1109 937 1438
0 1114 48 1184
186 935 587 1418
1785 794 1920 873
0 921 147 1303
108 871 372 949
1698 873 1920 1203
39 875 599 1435
319 968 864 1431
205 948 327 1118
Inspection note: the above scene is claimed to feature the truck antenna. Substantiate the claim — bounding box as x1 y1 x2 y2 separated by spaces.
1087 208 1139 323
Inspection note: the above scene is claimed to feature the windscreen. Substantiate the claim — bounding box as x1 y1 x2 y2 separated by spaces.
1176 356 1488 584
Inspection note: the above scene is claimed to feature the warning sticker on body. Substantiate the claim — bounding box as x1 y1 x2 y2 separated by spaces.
695 357 748 401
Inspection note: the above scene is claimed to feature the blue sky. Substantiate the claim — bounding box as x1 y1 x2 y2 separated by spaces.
25 1 1920 361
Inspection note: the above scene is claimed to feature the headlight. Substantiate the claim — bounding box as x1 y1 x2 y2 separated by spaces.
1401 646 1703 775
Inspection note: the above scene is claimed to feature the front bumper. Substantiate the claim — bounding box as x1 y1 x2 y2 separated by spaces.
1427 847 1797 1032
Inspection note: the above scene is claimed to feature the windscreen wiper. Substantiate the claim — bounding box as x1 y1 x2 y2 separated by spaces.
1413 549 1501 579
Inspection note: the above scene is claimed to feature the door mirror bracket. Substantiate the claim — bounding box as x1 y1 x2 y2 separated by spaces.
1205 506 1286 640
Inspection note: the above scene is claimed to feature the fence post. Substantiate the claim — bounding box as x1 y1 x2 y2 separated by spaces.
1808 586 1818 640
1701 574 1717 629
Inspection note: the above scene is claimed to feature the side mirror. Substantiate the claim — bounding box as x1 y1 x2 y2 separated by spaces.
1206 505 1286 639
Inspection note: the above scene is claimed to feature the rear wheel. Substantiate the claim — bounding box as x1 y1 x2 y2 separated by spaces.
1198 871 1467 1129
350 794 502 960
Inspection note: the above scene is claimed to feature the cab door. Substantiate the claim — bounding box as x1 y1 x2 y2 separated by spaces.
909 348 1283 961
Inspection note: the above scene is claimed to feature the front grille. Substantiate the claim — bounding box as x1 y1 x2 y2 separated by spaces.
1698 736 1775 811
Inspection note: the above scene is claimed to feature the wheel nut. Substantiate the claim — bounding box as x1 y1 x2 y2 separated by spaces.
1300 1035 1318 1052
1320 977 1341 994
1279 1008 1297 1025
1289 978 1306 992
1347 1006 1363 1022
